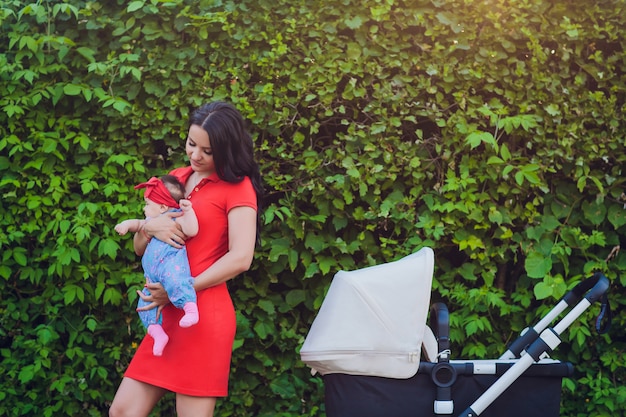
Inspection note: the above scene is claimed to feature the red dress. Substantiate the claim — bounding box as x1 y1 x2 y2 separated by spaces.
124 167 257 397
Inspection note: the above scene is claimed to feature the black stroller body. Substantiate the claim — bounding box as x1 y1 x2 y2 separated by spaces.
322 302 574 417
300 248 610 417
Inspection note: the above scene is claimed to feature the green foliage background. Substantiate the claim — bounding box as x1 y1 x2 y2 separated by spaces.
1 0 625 415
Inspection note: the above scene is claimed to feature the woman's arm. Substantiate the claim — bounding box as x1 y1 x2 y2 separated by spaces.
133 211 185 255
193 205 257 291
137 205 257 314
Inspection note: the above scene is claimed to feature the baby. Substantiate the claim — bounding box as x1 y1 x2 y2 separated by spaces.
115 175 199 356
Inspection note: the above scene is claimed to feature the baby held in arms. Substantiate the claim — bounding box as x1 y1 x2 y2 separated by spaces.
115 175 199 356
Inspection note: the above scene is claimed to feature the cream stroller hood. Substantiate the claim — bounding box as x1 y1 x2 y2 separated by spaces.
300 247 434 379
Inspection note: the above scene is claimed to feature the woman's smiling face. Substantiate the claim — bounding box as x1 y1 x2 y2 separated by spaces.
186 124 215 176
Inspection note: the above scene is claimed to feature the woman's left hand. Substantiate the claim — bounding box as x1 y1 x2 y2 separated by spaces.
137 280 171 321
144 212 186 248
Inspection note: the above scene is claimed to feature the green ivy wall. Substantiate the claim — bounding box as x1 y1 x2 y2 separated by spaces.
1 0 624 416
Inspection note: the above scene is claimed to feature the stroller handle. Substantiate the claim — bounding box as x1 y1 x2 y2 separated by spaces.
564 271 610 305
430 302 450 354
502 271 610 360
429 302 456 414
461 272 611 417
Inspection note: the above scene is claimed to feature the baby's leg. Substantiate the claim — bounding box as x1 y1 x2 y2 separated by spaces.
161 254 198 327
137 288 161 327
179 301 199 328
165 279 198 327
147 324 169 356
172 280 198 327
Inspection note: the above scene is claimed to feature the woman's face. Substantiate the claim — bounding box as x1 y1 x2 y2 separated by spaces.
186 124 215 176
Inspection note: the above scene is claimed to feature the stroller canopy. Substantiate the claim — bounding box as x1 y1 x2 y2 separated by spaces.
300 247 434 378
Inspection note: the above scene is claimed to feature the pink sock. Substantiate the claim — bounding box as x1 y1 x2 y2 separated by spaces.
179 302 199 328
147 324 169 356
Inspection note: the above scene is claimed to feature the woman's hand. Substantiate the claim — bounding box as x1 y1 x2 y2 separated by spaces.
137 281 171 322
144 212 186 248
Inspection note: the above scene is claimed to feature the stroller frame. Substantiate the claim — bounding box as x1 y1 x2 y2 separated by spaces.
456 272 610 417
302 247 611 417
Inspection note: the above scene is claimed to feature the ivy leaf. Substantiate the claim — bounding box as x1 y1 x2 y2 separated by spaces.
318 256 336 275
607 205 626 228
304 262 320 279
63 284 85 304
304 233 326 253
346 42 362 60
500 143 511 161
525 251 552 278
98 238 120 259
544 104 561 116
344 16 363 29
63 84 82 96
0 265 11 279
288 248 298 271
582 200 606 226
566 29 579 39
257 299 275 314
457 263 478 281
127 1 145 12
95 281 105 301
18 365 36 384
436 12 462 33
285 289 305 307
86 318 97 332
37 326 54 344
465 131 496 150
76 47 96 64
534 281 553 299
103 287 123 305
253 321 273 339
13 249 28 267
269 374 297 398
488 208 503 225
268 238 291 262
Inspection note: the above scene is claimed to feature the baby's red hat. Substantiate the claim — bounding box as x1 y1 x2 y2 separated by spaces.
135 177 179 209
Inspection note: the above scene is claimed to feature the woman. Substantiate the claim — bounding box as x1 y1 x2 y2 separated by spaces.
110 101 264 417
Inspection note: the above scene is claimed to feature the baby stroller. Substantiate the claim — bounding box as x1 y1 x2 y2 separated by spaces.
300 247 611 417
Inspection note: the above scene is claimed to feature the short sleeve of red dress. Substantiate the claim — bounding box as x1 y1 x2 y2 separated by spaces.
124 166 257 397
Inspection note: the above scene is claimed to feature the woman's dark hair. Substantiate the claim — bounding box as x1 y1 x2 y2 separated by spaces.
189 101 264 242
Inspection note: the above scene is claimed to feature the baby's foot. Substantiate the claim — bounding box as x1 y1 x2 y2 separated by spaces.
179 302 199 328
148 324 169 356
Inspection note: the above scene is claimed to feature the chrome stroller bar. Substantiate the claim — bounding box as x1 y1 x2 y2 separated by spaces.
459 272 611 417
500 272 611 360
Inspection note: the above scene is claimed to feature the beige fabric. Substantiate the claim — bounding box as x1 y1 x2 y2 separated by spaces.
421 325 438 363
300 247 435 379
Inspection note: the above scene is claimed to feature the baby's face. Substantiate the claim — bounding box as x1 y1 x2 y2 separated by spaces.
143 197 164 218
